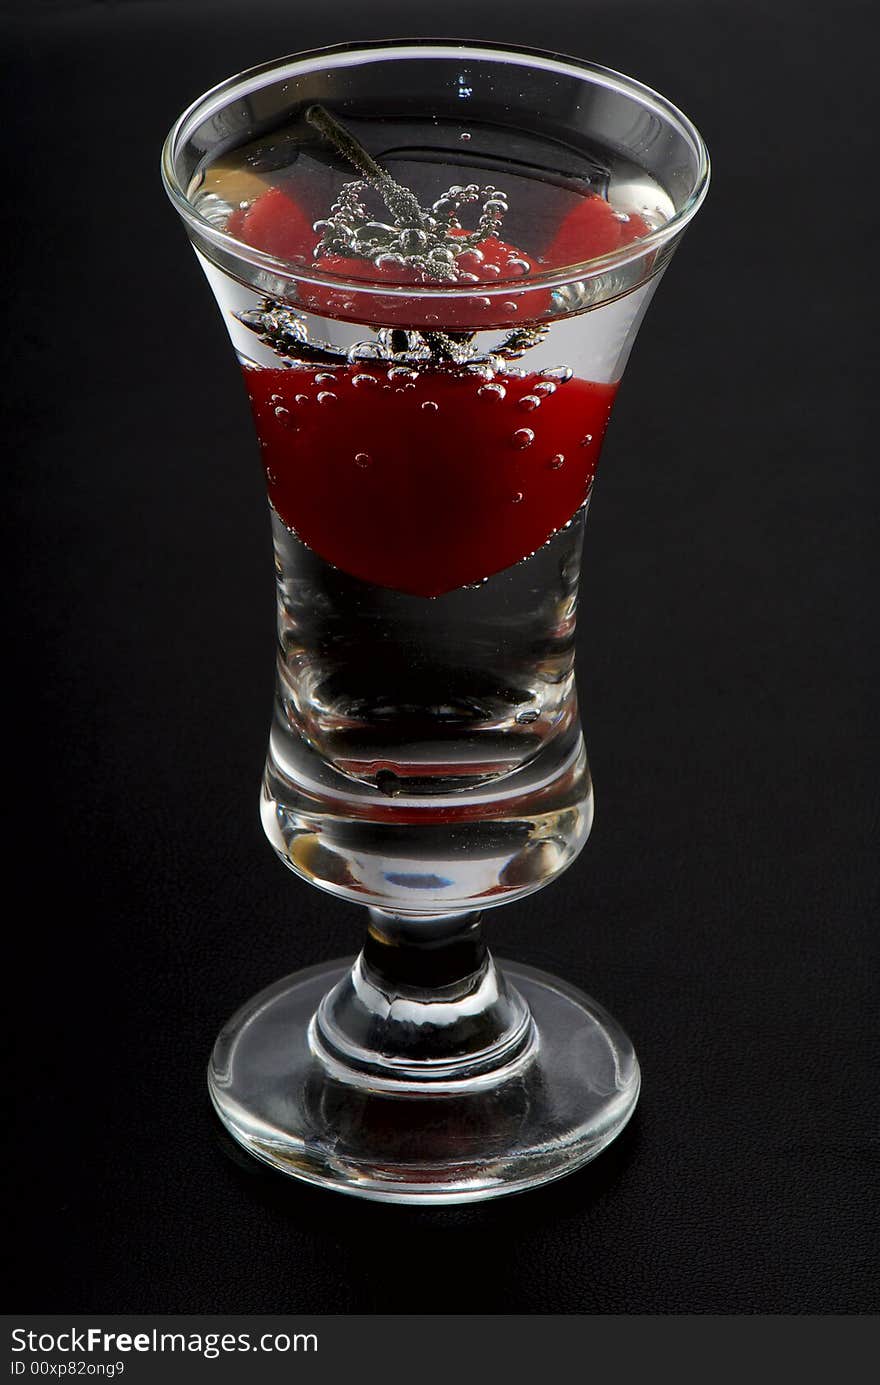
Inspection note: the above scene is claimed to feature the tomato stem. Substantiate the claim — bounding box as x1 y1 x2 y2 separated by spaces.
305 103 426 229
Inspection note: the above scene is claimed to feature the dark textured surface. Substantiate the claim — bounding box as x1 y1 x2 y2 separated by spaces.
3 0 877 1313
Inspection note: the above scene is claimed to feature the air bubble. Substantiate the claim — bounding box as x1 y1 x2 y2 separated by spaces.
549 455 565 469
354 453 371 468
506 257 531 275
512 429 534 450
516 710 539 724
460 131 472 142
518 394 541 411
388 366 418 381
351 373 378 389
542 366 573 384
533 382 557 398
580 433 594 446
314 372 336 384
274 406 290 419
294 394 309 405
317 391 337 405
502 301 519 313
512 491 524 503
478 383 506 402
421 400 439 412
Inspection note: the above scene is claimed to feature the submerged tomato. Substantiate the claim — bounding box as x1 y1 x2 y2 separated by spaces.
246 362 617 597
226 185 316 264
228 184 653 595
545 194 652 267
227 186 551 325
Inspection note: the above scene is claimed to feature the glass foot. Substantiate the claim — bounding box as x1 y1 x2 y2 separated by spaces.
209 957 640 1204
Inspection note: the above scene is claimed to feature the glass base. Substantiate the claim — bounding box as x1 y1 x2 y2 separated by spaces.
208 958 640 1204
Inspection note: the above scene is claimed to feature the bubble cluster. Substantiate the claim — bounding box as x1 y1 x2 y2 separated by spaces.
512 429 535 450
315 171 514 285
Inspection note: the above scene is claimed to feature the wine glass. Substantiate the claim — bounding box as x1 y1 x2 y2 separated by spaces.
162 40 709 1203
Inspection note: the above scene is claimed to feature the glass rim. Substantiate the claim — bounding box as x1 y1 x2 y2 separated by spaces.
161 38 711 299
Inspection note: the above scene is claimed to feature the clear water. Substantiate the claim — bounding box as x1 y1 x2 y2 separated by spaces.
271 509 584 793
262 510 593 914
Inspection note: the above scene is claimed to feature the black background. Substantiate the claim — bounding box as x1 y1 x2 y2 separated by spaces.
3 0 877 1314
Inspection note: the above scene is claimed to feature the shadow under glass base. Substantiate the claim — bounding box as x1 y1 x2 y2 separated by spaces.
208 957 640 1204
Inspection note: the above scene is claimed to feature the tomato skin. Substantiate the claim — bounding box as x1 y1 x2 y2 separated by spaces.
229 185 316 264
546 194 652 268
246 362 617 597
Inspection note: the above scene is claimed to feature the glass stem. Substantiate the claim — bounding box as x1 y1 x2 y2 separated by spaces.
311 910 535 1086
